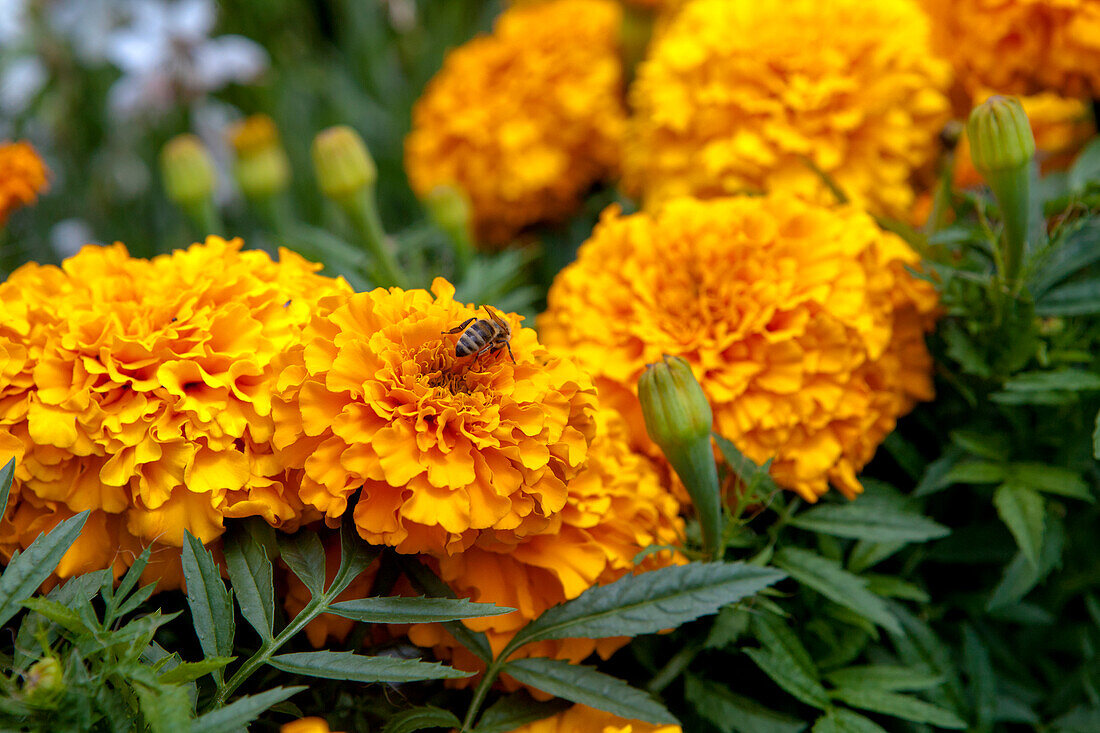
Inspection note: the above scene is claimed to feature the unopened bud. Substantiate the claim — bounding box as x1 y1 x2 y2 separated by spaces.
425 185 472 240
160 134 216 207
23 656 64 706
311 126 377 203
967 96 1036 176
229 115 290 199
639 356 722 559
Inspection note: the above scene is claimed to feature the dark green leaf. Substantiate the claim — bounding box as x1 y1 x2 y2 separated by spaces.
773 548 899 634
397 554 494 663
20 597 89 635
986 514 1064 610
136 683 192 733
502 657 677 726
224 521 276 640
1001 369 1100 393
685 674 806 733
472 693 572 733
744 648 829 710
940 460 1006 486
0 510 89 629
157 657 235 685
993 483 1045 565
847 541 906 574
751 612 817 680
1068 137 1100 192
268 650 471 682
1010 463 1093 501
0 458 14 516
811 709 888 733
114 583 157 619
824 665 943 692
1034 279 1100 316
278 530 326 596
509 562 785 652
704 605 751 649
332 520 377 596
181 532 235 685
191 686 305 733
831 688 965 728
962 625 994 733
864 575 928 602
329 596 513 624
381 706 462 733
887 606 968 718
1052 706 1100 732
106 545 152 624
714 434 779 495
1094 408 1100 460
790 502 949 543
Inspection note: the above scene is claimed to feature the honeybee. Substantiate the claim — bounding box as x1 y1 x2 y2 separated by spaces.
443 306 515 364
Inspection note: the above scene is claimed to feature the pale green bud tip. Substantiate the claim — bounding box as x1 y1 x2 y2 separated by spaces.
638 355 713 451
425 185 472 237
311 125 377 202
967 95 1036 175
23 656 64 704
160 134 216 206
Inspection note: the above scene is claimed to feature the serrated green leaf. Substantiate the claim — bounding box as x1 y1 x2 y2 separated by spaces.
278 530 326 596
502 657 677 726
268 650 471 682
332 520 377 596
714 433 779 496
824 665 943 692
887 605 967 717
1001 368 1100 392
0 510 89 629
705 605 751 649
940 460 1006 486
987 513 1063 610
962 625 995 733
830 688 966 728
744 647 829 710
114 583 157 619
751 612 816 680
790 502 949 543
181 532 234 685
397 554 495 663
191 686 305 733
157 657 234 685
863 575 928 602
993 483 1045 566
472 693 571 733
329 596 513 624
106 545 152 625
847 541 905 574
773 548 899 634
136 682 192 733
1034 279 1100 316
0 458 14 516
811 708 889 733
381 706 462 733
224 521 276 640
686 674 807 733
1009 463 1093 501
508 562 785 653
20 597 89 635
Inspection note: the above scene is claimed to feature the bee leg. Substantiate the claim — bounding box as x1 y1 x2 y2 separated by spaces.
505 342 515 363
442 318 475 335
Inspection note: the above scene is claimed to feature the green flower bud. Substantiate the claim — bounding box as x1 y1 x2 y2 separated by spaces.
160 134 216 207
639 356 722 560
967 95 1036 176
311 126 377 203
425 185 472 242
23 656 64 706
230 115 291 199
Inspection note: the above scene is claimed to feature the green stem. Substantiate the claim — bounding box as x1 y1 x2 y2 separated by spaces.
460 658 505 731
252 194 293 237
668 439 724 561
986 166 1031 295
341 188 409 289
184 198 223 238
646 641 702 695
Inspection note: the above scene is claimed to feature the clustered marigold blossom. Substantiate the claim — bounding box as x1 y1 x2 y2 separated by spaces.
407 410 683 684
281 719 344 733
922 0 1100 98
271 277 598 557
405 0 626 247
0 141 49 226
623 0 952 219
539 195 939 502
0 237 350 585
509 704 682 733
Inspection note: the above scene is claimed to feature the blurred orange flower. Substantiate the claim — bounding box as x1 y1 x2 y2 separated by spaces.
0 141 49 226
507 704 682 733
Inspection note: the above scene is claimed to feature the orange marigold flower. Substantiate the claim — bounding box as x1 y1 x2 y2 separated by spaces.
0 141 49 226
623 0 952 219
272 278 598 557
507 704 682 733
539 196 939 502
923 0 1100 98
0 238 349 578
407 410 683 686
405 0 626 247
281 719 344 733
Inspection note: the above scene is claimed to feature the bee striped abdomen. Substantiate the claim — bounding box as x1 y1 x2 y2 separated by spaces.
456 320 495 357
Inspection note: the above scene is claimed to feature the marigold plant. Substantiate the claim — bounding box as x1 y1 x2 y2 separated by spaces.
271 277 598 556
540 195 939 502
0 237 350 584
407 410 683 682
623 0 952 218
0 141 49 226
405 0 626 247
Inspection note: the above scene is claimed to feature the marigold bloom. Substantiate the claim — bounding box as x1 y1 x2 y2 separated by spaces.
508 704 682 733
281 719 344 733
540 196 939 502
407 411 683 685
405 0 626 247
0 141 49 226
272 278 598 557
0 238 349 577
923 0 1100 98
623 0 952 218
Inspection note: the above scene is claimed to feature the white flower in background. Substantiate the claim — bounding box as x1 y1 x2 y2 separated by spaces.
49 218 96 259
103 0 268 121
